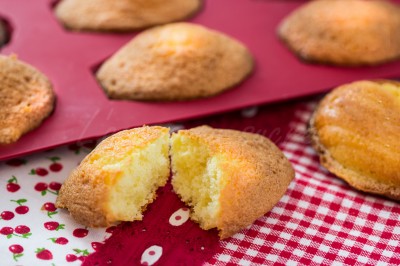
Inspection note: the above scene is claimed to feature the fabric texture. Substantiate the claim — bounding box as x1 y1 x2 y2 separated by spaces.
1 100 399 265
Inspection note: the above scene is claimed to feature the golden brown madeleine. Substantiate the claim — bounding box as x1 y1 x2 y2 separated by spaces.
170 126 294 238
0 55 55 144
278 0 400 66
55 0 201 32
56 126 170 227
96 22 254 101
309 80 400 200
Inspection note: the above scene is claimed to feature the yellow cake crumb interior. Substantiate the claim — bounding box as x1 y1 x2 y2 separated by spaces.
106 134 170 221
171 134 226 229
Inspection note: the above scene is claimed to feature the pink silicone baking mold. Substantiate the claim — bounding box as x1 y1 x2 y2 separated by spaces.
1 0 400 160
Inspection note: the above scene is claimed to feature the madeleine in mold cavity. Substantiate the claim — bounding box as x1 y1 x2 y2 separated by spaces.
96 23 254 101
278 0 400 66
55 0 202 32
0 20 9 47
0 55 55 144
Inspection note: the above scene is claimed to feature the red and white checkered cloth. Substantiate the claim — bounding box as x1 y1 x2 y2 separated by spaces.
208 102 400 266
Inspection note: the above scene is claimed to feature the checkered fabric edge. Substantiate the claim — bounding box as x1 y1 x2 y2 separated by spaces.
208 101 400 266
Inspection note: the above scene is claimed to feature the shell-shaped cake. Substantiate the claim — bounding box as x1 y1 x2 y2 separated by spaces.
55 0 202 31
309 80 400 200
56 126 171 227
278 0 400 66
0 55 55 144
96 23 254 101
170 126 294 238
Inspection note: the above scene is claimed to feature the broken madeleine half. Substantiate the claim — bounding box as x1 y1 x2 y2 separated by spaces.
56 126 170 227
309 80 400 200
96 22 254 101
170 126 294 238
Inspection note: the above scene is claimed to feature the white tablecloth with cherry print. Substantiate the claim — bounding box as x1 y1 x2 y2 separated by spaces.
0 144 109 265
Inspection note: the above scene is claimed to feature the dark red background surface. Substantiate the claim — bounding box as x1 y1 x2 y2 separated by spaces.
2 0 400 160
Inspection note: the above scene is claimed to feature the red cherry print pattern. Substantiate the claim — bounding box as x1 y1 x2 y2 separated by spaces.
15 206 29 214
36 248 53 260
66 249 90 262
66 254 78 262
49 237 69 245
5 158 27 167
14 225 30 234
0 225 31 239
49 163 62 172
6 176 20 193
73 228 89 238
9 244 24 262
49 182 62 191
42 202 57 212
1 211 14 220
91 242 104 251
11 199 29 215
56 237 69 245
9 244 23 254
73 248 90 257
12 225 32 239
44 221 65 231
48 156 63 172
42 202 58 218
30 167 49 176
6 183 20 193
35 183 48 192
34 182 59 196
0 227 14 235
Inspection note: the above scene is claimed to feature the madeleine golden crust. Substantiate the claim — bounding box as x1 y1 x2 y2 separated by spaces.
309 80 400 200
56 126 170 227
96 22 254 101
175 126 294 238
55 0 202 32
278 0 400 66
0 55 55 144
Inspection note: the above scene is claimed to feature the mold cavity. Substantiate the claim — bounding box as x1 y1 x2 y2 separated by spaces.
50 0 61 10
0 17 12 49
